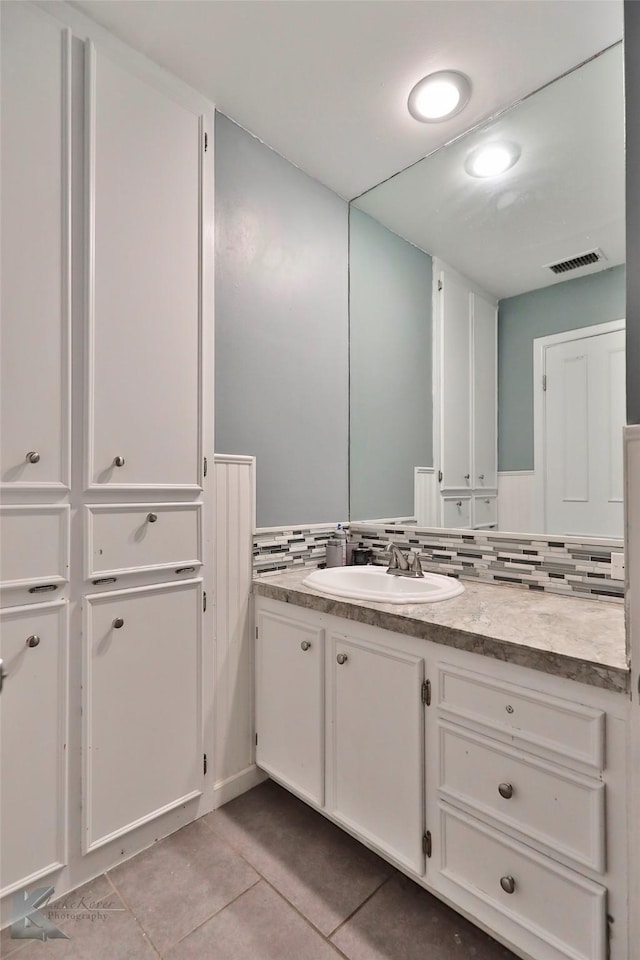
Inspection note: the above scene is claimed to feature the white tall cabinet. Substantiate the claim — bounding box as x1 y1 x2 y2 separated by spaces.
0 1 214 916
433 260 498 530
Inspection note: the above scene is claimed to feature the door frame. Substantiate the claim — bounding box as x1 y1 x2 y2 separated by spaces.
532 318 625 533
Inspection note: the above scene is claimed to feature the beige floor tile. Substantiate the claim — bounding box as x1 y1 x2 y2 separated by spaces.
205 780 393 936
165 880 344 960
108 817 259 954
3 876 155 960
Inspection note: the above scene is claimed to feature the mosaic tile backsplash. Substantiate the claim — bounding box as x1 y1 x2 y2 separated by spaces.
253 525 340 577
254 523 625 603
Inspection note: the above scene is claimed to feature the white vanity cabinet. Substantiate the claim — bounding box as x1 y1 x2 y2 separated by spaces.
434 260 498 528
253 595 628 960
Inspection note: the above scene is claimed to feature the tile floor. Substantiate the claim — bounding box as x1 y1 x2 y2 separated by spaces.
1 780 517 959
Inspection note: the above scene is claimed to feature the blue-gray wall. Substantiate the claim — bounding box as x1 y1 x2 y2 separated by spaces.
215 113 349 527
498 265 626 471
627 1 640 425
349 208 432 520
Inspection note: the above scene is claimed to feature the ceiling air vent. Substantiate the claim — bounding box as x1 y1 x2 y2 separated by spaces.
546 249 606 275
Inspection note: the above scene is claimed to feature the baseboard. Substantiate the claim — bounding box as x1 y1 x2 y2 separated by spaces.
213 764 268 808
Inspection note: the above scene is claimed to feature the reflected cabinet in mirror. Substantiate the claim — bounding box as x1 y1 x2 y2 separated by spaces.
349 43 625 540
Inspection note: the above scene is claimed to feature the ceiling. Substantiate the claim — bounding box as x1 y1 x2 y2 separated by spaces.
354 43 625 300
74 0 623 200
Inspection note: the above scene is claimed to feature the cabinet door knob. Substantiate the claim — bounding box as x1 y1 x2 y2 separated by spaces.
500 876 516 894
498 782 513 799
25 451 40 463
25 634 40 649
0 659 7 693
464 473 470 480
456 500 463 508
300 640 311 651
113 455 125 467
147 512 158 523
485 499 491 505
479 474 485 480
113 617 124 629
336 653 348 665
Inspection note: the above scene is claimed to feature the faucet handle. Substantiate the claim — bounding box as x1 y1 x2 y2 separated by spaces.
409 552 424 577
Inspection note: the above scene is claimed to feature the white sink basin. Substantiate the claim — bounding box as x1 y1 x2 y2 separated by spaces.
302 565 464 604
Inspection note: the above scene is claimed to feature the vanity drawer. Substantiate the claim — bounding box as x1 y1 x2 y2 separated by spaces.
473 495 497 528
0 506 69 591
439 724 605 872
440 806 607 960
437 663 605 772
442 497 471 529
85 503 201 579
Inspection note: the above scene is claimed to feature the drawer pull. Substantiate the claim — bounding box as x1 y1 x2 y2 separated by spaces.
505 704 514 714
300 640 311 651
112 617 124 629
25 451 40 464
113 455 125 467
92 577 117 586
28 584 58 594
498 782 514 799
147 512 158 523
175 566 195 575
26 635 40 649
500 875 516 895
336 653 348 665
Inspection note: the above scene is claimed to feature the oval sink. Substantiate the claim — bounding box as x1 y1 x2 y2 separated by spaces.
302 565 464 604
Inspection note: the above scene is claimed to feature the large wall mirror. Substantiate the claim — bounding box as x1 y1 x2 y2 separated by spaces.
349 43 625 541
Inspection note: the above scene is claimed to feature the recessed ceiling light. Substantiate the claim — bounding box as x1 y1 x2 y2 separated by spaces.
407 70 471 122
465 141 521 178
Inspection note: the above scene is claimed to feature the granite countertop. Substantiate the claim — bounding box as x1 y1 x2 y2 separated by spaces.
253 569 629 693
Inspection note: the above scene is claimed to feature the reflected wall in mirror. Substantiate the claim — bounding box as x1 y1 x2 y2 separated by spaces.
349 43 625 539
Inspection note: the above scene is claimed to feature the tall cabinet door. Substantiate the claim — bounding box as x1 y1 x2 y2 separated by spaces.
440 270 472 490
472 293 497 490
1 4 70 491
83 581 203 852
86 45 203 491
0 602 67 896
330 633 425 875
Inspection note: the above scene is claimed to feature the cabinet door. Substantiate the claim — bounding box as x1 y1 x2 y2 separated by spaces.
86 45 202 491
472 293 497 490
440 271 472 490
330 633 425 874
1 602 67 896
1 4 70 490
255 609 324 806
83 581 202 852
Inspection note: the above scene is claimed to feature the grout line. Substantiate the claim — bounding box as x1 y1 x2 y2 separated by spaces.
168 876 262 952
256 876 353 960
326 871 395 941
106 870 163 960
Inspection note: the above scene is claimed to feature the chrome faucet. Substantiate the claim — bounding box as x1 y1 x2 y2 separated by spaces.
385 543 424 578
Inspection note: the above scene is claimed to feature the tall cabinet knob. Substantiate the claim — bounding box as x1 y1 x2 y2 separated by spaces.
113 456 125 467
25 451 40 464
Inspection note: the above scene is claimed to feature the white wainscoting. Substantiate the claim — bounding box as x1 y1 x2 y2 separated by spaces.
415 467 437 527
497 471 536 533
213 455 266 806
